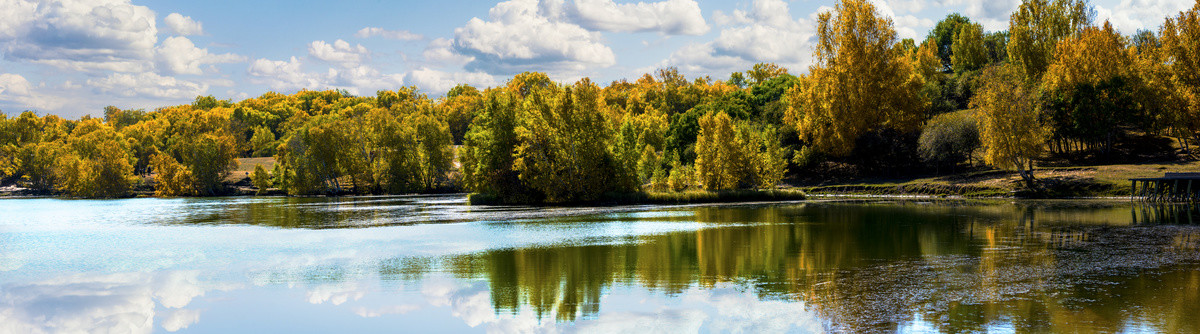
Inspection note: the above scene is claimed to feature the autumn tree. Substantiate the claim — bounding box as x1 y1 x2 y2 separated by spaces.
1161 1 1200 144
694 112 787 190
951 23 988 72
1007 0 1092 79
972 65 1047 186
440 85 485 144
512 78 627 202
53 119 135 198
694 111 748 190
1041 22 1141 154
154 106 240 196
785 0 927 156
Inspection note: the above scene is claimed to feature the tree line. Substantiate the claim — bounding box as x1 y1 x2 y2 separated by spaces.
2 0 1199 200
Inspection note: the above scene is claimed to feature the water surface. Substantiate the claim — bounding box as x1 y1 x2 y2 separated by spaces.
2 196 1198 333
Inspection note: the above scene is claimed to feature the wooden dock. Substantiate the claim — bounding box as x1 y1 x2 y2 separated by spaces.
1131 173 1200 202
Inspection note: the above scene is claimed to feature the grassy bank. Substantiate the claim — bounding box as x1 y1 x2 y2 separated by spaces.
468 189 808 206
799 161 1200 198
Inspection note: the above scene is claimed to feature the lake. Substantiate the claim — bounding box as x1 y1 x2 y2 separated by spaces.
1 196 1198 333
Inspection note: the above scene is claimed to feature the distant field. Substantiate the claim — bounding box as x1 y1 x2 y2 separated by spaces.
226 157 277 182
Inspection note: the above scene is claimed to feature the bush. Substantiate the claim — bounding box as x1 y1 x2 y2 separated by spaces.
919 110 980 169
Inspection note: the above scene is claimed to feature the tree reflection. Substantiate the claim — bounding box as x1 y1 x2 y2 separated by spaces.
405 201 1200 332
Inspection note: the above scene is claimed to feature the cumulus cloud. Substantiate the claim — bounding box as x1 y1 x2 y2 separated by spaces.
1096 0 1195 34
309 39 370 67
959 0 1021 30
0 0 158 72
405 67 496 94
247 56 405 95
452 0 615 75
87 72 209 99
163 13 204 36
541 0 710 35
423 38 474 65
155 36 244 75
355 27 423 41
656 0 822 75
869 0 935 39
0 73 64 110
160 309 201 332
0 271 208 334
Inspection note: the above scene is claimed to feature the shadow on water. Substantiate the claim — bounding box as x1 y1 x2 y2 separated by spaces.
1132 202 1200 225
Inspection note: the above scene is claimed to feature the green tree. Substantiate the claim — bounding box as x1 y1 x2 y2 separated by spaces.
983 31 1010 64
252 164 272 195
951 23 988 72
928 13 973 70
250 126 277 157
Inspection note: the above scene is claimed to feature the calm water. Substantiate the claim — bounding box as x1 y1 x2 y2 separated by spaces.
2 196 1199 333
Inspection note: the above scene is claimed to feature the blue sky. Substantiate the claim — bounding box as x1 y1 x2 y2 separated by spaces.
0 0 1194 118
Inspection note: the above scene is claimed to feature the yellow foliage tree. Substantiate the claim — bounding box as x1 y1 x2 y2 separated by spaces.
972 65 1048 186
151 153 194 196
1007 0 1092 79
53 119 134 198
1161 1 1200 143
784 0 926 156
1042 22 1133 92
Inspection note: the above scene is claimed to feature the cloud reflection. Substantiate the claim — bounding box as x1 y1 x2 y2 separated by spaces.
0 271 210 334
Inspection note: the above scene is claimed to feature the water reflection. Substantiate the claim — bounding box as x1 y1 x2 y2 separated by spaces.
1 198 1199 332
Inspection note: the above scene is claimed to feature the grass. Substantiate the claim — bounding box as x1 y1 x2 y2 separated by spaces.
799 160 1200 199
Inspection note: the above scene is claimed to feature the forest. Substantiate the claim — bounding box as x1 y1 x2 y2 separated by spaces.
1 0 1199 203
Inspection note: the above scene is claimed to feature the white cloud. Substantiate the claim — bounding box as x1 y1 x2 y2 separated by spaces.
155 36 244 75
355 27 423 41
247 56 405 95
160 309 201 332
308 39 370 67
870 0 935 39
452 0 616 75
541 0 710 35
353 304 421 318
163 13 204 36
963 0 1021 31
424 38 475 66
1096 0 1195 34
0 73 64 110
0 0 158 73
656 0 821 76
87 72 209 99
0 272 208 334
0 73 33 96
0 0 37 40
405 67 497 94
